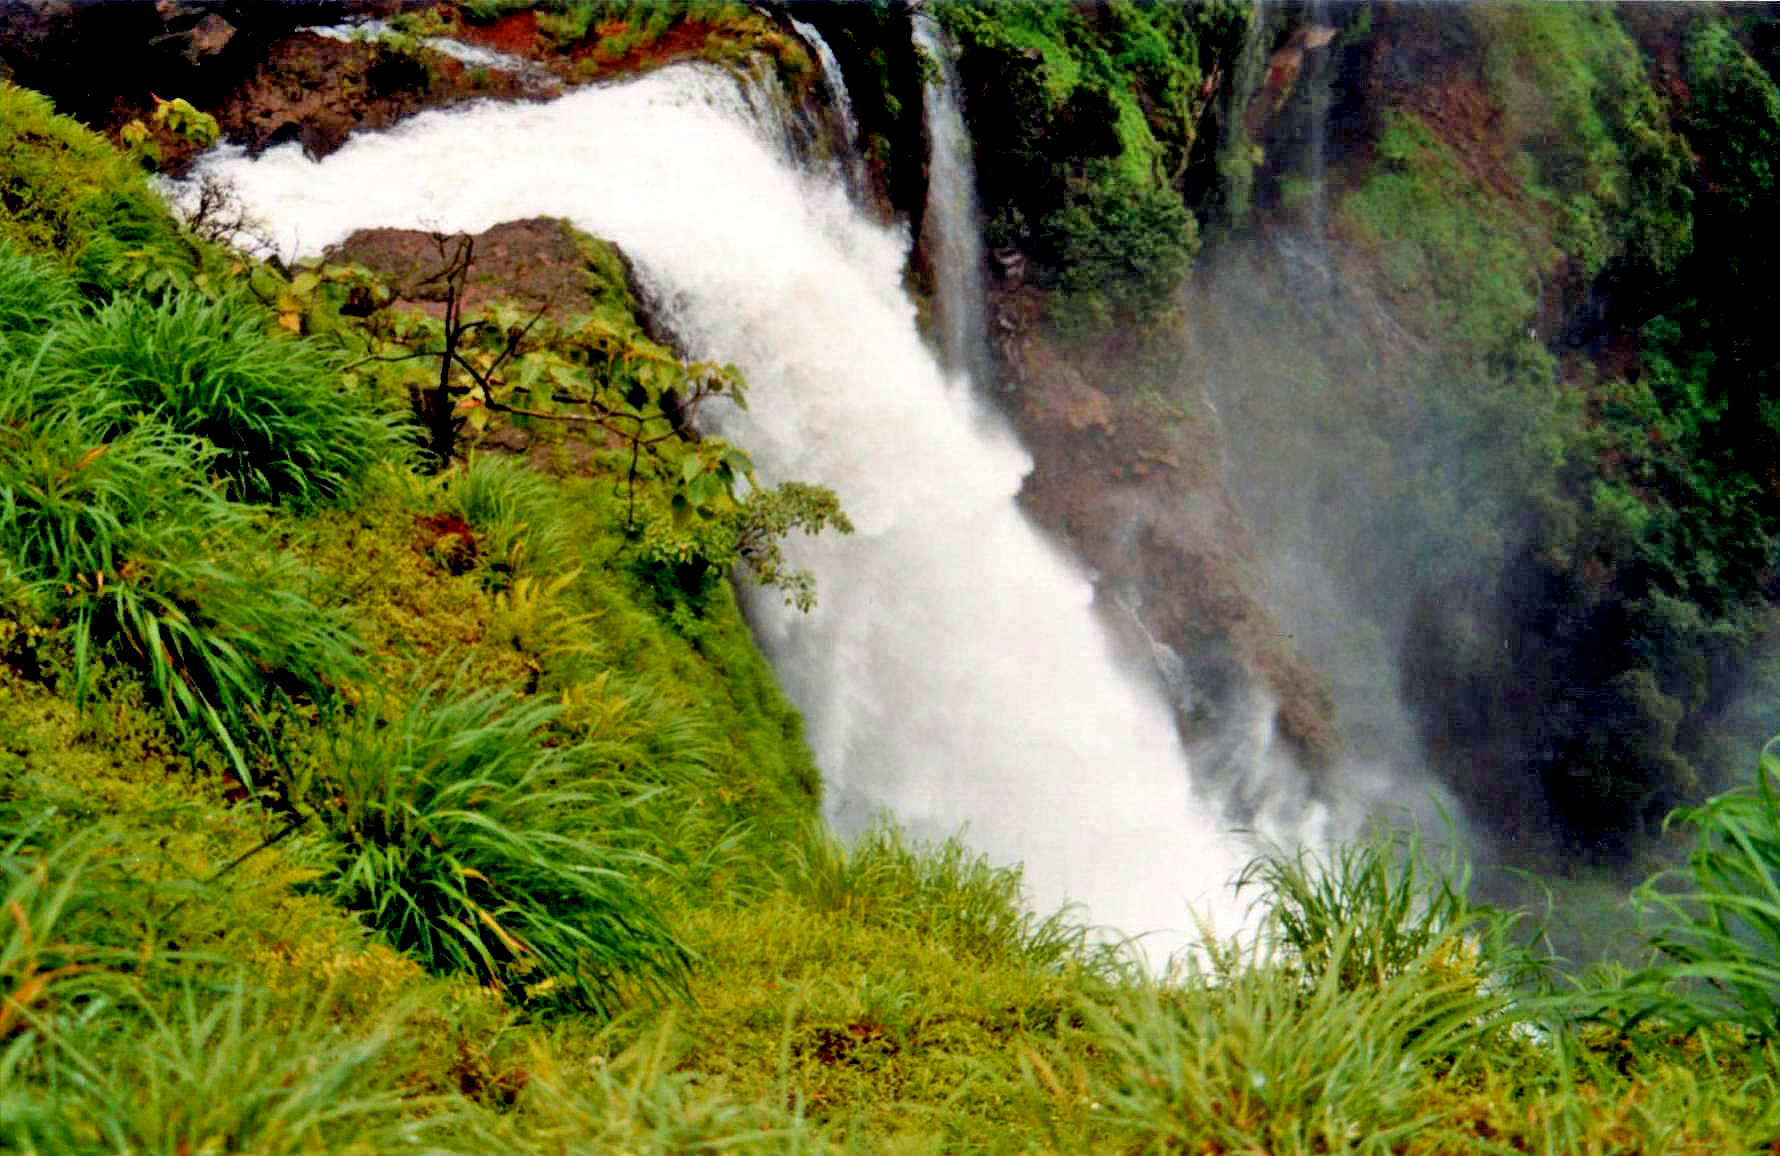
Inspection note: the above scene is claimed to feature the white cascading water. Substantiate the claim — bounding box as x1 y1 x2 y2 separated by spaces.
788 17 866 195
911 13 992 383
202 62 1269 961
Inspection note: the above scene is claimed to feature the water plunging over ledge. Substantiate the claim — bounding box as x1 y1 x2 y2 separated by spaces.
203 63 1285 962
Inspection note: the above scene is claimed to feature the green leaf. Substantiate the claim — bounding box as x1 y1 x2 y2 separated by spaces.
687 471 721 509
681 454 704 484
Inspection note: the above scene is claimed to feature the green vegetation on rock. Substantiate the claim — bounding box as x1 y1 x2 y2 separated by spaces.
936 0 1248 328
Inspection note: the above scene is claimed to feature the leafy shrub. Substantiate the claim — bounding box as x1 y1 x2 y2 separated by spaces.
44 291 407 508
1044 176 1196 328
936 2 1230 329
315 677 694 1016
638 475 852 614
1633 743 1780 1035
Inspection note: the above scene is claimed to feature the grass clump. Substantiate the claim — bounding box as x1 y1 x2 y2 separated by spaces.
1634 740 1780 1036
1 984 431 1156
785 822 1099 975
1237 828 1515 993
0 395 363 782
1029 933 1507 1155
44 291 407 509
311 675 694 1017
434 453 575 583
0 244 77 347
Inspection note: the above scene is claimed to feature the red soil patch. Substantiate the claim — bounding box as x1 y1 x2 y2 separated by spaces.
455 9 540 59
418 512 478 574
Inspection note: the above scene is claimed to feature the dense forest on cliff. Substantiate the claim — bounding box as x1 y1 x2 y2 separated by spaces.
0 0 1779 1151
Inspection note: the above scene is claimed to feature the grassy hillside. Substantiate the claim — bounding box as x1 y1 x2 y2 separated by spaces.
3 62 1780 1155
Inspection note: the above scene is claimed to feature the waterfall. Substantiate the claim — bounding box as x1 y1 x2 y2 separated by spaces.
911 12 992 387
201 62 1267 961
788 17 866 195
1304 0 1334 263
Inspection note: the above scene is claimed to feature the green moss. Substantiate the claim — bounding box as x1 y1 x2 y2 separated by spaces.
0 83 196 293
1340 110 1542 350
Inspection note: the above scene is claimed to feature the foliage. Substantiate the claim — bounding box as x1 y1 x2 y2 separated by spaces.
0 244 77 346
0 394 362 784
535 1 597 48
1043 175 1197 330
13 34 1780 1152
640 474 854 613
311 676 694 1016
0 84 199 296
781 822 1100 975
333 231 849 612
341 232 739 470
1634 742 1780 1035
1252 4 1774 845
457 1021 829 1154
121 95 222 170
1238 830 1485 992
0 832 121 1050
434 453 575 583
45 290 408 509
1341 110 1542 351
1028 932 1508 1155
936 1 1245 328
1 984 431 1155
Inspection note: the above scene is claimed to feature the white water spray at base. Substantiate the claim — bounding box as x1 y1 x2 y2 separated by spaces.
203 66 1274 963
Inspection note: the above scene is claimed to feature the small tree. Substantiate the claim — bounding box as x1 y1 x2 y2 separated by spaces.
336 232 851 608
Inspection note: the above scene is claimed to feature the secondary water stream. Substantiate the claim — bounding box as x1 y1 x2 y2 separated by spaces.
203 60 1279 962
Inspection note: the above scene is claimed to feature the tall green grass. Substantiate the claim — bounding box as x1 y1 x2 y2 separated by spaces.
0 244 76 348
460 1021 830 1155
435 453 576 582
1027 929 1512 1154
0 373 363 784
1634 742 1780 1035
313 675 694 1016
43 291 407 508
1237 829 1492 991
783 822 1105 975
1 983 436 1156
